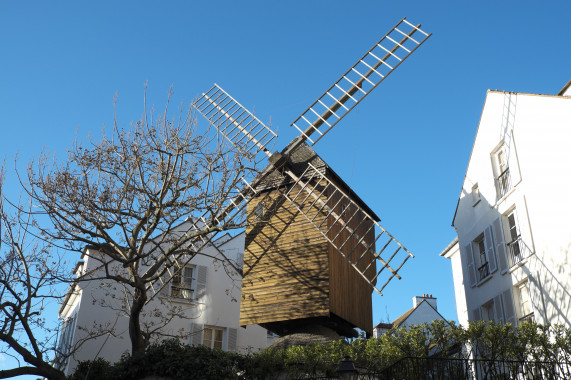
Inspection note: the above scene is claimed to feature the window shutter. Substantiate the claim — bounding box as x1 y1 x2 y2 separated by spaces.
493 295 504 323
484 226 497 273
493 218 508 273
502 289 516 325
195 266 207 301
465 244 477 287
227 328 238 352
472 307 481 321
190 323 203 346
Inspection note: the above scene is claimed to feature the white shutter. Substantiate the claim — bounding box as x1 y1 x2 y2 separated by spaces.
493 218 508 273
484 226 497 273
195 265 207 301
190 323 203 346
227 328 238 352
465 244 477 287
502 289 516 325
493 295 504 323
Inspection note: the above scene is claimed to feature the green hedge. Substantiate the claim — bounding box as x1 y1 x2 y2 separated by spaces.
68 320 571 379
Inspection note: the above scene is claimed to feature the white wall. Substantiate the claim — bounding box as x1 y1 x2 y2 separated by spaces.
450 89 571 328
59 232 269 374
401 301 444 327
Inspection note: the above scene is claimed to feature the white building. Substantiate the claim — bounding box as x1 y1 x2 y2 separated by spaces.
373 294 448 337
57 231 270 375
441 79 571 328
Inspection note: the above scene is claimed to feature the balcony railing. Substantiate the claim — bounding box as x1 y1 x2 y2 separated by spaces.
496 168 512 198
520 313 535 324
477 262 490 282
507 236 524 267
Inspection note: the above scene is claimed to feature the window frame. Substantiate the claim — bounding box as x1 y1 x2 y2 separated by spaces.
473 234 490 282
516 281 534 323
503 207 526 269
171 265 195 301
203 326 224 350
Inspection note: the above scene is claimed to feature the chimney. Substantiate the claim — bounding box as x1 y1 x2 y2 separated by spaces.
413 294 437 310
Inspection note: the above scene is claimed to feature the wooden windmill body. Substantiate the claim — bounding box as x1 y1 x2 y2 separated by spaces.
145 18 431 339
240 142 379 336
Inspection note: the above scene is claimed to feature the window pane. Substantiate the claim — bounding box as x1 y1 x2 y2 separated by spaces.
214 329 223 349
203 328 213 348
184 267 193 284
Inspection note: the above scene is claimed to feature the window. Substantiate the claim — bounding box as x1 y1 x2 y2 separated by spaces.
494 147 511 198
171 266 194 300
517 282 534 323
55 314 77 370
474 235 490 282
481 300 495 321
190 324 237 351
203 326 224 349
505 209 523 267
465 225 498 287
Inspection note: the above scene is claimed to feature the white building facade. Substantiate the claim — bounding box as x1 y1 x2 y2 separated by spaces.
373 294 448 337
442 80 571 328
57 232 270 375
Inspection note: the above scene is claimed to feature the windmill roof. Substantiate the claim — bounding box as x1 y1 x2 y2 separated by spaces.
256 140 380 222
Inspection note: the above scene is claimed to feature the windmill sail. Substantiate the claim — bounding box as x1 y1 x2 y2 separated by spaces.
282 162 413 295
291 18 430 145
193 84 276 160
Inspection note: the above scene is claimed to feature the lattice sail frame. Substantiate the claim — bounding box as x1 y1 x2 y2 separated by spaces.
291 18 430 145
193 84 277 161
282 163 414 296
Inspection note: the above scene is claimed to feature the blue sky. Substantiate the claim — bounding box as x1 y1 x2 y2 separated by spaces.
1 0 570 373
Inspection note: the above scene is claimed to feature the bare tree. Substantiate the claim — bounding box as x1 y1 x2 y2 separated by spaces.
22 89 258 356
0 168 69 380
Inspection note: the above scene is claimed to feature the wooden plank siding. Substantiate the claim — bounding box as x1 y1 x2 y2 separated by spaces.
240 182 331 327
327 172 375 334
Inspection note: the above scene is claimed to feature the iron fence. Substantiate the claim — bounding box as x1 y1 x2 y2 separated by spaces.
376 356 571 380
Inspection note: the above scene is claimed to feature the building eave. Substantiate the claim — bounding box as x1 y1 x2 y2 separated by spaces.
439 237 458 258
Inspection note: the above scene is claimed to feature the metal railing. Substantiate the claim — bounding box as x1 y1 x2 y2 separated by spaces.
378 356 571 380
519 313 535 324
496 168 511 199
507 236 524 267
477 262 489 282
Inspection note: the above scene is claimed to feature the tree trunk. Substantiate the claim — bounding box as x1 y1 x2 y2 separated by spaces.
129 285 148 356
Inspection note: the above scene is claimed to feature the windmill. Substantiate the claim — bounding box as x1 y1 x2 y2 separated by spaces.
149 18 430 338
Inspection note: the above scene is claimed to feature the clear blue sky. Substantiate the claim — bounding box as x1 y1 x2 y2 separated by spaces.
1 0 570 371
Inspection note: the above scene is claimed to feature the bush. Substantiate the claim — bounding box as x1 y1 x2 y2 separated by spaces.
69 322 571 379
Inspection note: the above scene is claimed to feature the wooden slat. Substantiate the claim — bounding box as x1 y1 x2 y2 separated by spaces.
327 174 374 334
240 185 330 327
